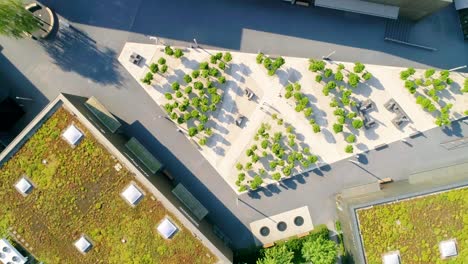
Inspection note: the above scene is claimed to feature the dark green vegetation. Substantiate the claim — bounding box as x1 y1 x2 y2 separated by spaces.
400 68 465 127
358 188 467 263
0 0 41 38
0 108 215 264
234 225 337 264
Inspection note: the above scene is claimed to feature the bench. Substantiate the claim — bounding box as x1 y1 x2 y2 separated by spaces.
378 177 393 184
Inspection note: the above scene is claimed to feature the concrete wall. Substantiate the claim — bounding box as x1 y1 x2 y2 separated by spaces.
366 0 453 20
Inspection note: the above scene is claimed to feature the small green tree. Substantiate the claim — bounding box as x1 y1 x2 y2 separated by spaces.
158 57 166 65
161 64 168 73
301 236 337 264
191 70 200 79
332 124 343 134
250 175 263 190
149 63 159 73
223 52 232 62
256 245 293 264
0 0 41 38
174 48 184 58
164 46 174 56
141 72 153 84
315 75 323 83
352 119 364 129
312 124 321 133
345 145 354 153
346 134 356 143
218 61 226 70
183 74 192 84
188 127 198 137
353 62 365 73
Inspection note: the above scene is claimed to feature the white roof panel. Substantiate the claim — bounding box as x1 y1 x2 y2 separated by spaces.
15 177 33 195
74 236 92 253
382 252 400 264
63 125 83 145
440 240 457 258
157 218 178 239
121 184 143 205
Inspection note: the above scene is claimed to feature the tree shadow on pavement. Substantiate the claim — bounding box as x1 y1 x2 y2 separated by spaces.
39 24 122 86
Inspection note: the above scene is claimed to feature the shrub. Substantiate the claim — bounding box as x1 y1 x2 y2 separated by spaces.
183 74 192 84
462 78 468 93
326 81 337 90
164 93 173 100
352 119 364 129
158 57 166 65
294 82 301 91
236 163 243 170
190 70 200 79
199 62 209 70
164 46 174 56
188 127 198 137
312 124 321 133
346 112 357 119
223 52 232 62
174 48 184 58
194 81 203 90
199 138 207 146
218 76 226 84
199 114 208 124
345 145 353 153
272 172 281 181
304 108 313 117
348 73 360 88
246 148 254 156
191 110 199 118
333 108 345 117
261 140 269 149
324 68 333 78
301 236 337 264
346 134 356 143
334 71 343 82
256 53 264 64
250 175 264 190
333 123 343 134
171 82 180 90
424 68 435 78
141 72 153 84
210 55 218 64
405 80 416 94
315 75 323 83
282 166 292 176
161 64 168 73
308 155 318 163
149 63 159 73
175 91 182 98
218 61 226 70
353 62 365 73
309 60 325 72
337 116 345 124
246 162 253 169
362 72 372 80
184 86 192 94
238 185 247 192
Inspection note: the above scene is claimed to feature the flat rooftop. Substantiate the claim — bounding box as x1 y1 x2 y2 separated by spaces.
356 187 467 263
0 106 216 263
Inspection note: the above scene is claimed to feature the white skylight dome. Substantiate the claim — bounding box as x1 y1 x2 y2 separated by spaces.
14 177 33 195
62 125 83 146
157 218 178 239
382 251 400 264
74 236 92 254
121 183 143 206
439 239 457 258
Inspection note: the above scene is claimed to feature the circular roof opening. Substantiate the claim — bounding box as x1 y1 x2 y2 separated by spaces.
260 226 270 237
294 216 304 226
277 221 287 231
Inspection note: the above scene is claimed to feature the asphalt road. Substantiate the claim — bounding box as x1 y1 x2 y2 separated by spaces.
1 0 467 249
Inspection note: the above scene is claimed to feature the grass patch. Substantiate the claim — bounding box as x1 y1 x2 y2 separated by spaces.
357 188 467 263
0 107 215 264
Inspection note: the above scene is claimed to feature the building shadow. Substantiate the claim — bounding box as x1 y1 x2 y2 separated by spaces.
38 24 123 86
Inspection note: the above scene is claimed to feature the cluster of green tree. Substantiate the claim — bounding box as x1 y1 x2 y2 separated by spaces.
236 121 318 192
234 225 338 264
256 53 285 76
400 67 460 127
161 52 232 145
164 45 184 58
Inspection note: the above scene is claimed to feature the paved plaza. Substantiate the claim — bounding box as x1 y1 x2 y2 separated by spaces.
2 0 468 249
120 42 467 192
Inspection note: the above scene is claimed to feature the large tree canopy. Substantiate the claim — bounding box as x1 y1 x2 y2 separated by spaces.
256 245 294 264
301 236 337 264
0 0 40 38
